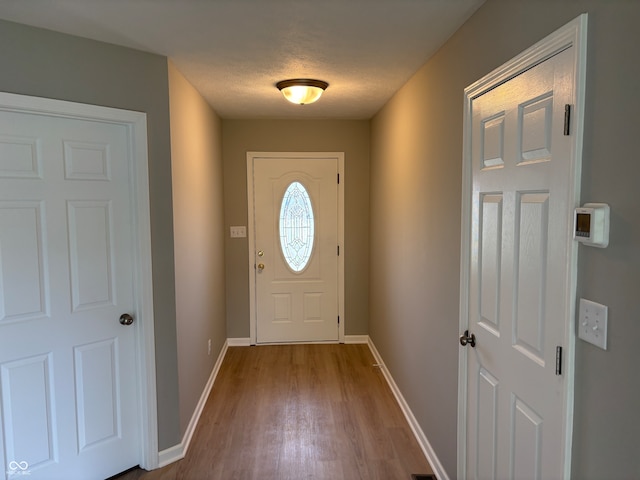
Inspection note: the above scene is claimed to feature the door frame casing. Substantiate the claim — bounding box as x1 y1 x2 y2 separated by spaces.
246 152 345 345
0 92 159 470
457 14 587 480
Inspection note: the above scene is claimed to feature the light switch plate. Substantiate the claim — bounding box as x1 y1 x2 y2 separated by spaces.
230 226 246 238
578 298 608 350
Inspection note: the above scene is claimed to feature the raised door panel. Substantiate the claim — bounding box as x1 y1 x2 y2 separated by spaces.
514 193 549 365
0 135 41 179
478 194 503 335
272 294 292 325
302 292 323 324
481 113 506 169
67 201 116 312
0 354 57 472
0 202 49 323
510 396 543 480
475 368 499 480
519 93 553 165
74 339 121 452
63 141 111 182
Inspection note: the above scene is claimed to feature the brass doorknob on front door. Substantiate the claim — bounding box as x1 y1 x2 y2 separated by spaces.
257 263 265 271
119 313 134 326
459 330 476 347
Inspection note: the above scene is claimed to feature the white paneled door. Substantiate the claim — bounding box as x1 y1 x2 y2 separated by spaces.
0 103 143 479
460 17 586 480
252 155 340 343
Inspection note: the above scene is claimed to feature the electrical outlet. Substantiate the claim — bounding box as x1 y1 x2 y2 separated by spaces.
230 226 246 238
578 298 608 350
207 339 212 356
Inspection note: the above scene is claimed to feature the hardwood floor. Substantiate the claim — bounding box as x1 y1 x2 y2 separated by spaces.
118 344 433 480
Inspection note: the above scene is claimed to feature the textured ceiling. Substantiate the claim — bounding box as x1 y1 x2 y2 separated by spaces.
0 0 484 119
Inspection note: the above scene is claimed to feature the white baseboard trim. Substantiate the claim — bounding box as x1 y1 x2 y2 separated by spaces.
344 334 369 344
157 339 229 468
227 337 251 346
366 337 449 480
157 443 182 469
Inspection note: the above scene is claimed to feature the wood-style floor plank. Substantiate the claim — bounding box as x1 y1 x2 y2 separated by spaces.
117 344 433 480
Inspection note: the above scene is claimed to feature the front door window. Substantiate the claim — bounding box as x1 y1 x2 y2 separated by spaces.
279 181 314 272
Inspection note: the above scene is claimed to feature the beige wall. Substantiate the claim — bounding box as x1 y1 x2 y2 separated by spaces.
370 1 640 478
168 63 227 436
0 19 181 450
222 120 370 338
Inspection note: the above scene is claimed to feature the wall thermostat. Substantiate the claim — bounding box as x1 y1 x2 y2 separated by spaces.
573 203 610 248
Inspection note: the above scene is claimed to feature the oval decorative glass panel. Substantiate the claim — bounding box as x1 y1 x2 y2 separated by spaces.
279 181 315 272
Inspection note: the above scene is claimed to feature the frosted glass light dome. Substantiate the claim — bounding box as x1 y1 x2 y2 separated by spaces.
276 79 329 105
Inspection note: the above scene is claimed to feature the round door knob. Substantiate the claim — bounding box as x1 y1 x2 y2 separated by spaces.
257 263 265 271
119 313 134 326
459 330 476 348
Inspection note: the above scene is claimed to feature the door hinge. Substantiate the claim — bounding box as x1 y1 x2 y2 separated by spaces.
555 346 563 375
563 104 571 136
337 173 340 184
338 315 340 325
337 245 340 256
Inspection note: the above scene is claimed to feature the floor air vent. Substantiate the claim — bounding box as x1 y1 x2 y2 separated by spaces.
411 475 436 480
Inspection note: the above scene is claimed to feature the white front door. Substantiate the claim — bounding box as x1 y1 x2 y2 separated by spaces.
250 154 341 343
460 17 586 480
0 100 145 479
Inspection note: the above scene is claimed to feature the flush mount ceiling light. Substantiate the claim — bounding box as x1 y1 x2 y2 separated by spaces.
276 79 329 105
